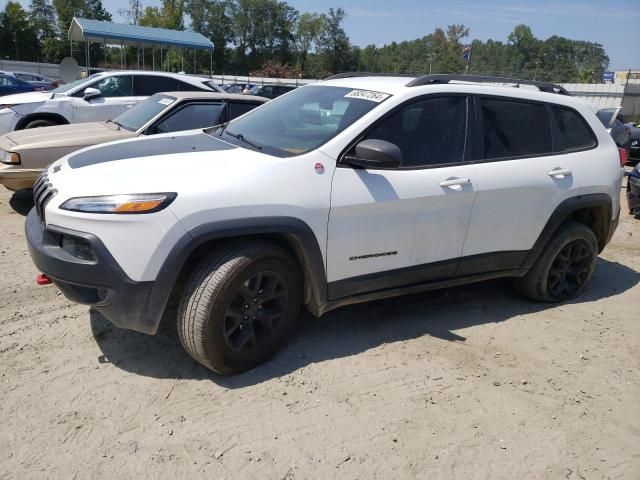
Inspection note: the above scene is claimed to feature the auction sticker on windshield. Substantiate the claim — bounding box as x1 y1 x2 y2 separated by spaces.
344 90 391 102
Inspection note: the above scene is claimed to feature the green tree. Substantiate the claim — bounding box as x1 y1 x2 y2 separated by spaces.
318 7 349 73
139 0 183 29
293 12 324 76
118 0 143 25
0 2 39 60
29 0 57 40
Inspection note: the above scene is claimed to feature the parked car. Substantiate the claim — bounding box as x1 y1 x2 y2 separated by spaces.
26 74 622 374
248 84 296 99
627 163 640 216
0 73 40 97
223 83 255 94
618 114 640 166
0 71 224 135
0 92 267 191
8 71 59 90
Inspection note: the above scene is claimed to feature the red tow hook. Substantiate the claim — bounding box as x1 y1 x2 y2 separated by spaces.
36 273 53 285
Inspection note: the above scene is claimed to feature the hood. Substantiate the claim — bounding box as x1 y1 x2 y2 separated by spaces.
5 122 132 150
0 91 56 105
47 130 278 198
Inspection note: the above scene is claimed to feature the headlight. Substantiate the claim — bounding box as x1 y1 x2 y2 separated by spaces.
60 193 177 214
0 149 20 165
632 140 639 147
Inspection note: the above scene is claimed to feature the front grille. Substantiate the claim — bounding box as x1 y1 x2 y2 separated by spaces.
33 172 57 224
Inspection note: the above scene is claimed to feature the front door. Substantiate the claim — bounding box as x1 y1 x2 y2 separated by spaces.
326 95 478 299
72 75 137 123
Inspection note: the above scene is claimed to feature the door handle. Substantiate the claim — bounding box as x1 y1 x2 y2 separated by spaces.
439 178 471 191
548 168 572 178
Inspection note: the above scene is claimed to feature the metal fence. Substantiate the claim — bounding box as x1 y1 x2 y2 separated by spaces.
2 59 639 117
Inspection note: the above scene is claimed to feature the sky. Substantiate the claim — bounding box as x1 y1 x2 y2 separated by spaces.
7 0 640 70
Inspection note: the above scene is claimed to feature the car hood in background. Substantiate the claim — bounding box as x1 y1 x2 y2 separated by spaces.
0 91 56 105
4 122 134 150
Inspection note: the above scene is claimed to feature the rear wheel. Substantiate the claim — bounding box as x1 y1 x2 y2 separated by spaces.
177 241 301 374
515 221 598 302
23 119 59 129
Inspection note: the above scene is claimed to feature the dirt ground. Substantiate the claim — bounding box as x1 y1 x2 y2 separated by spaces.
0 186 638 480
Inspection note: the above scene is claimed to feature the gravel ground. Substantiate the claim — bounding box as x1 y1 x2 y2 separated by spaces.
0 187 638 480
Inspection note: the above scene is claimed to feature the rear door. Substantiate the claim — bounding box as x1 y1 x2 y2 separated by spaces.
326 95 478 298
458 96 597 274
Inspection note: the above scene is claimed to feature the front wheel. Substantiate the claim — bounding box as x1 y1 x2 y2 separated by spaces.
515 221 598 302
177 241 302 375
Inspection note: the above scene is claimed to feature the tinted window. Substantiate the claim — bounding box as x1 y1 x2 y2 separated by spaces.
0 76 19 86
553 106 596 151
154 103 225 134
115 94 177 132
227 102 260 120
87 75 133 97
133 75 180 96
15 73 37 81
364 96 467 168
175 79 208 92
481 98 551 159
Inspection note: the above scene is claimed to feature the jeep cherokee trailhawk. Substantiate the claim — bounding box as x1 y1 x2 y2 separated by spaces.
26 74 622 374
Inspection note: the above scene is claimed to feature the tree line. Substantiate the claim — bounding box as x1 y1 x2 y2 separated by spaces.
0 0 609 82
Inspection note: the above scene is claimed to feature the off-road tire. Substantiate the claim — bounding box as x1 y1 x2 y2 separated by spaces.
515 221 598 302
23 119 58 129
177 241 301 375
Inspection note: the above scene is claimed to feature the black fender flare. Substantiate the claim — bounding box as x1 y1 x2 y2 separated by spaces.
522 193 614 269
146 217 329 331
16 113 70 130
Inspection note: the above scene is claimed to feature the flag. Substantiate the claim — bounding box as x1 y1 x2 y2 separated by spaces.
462 45 471 61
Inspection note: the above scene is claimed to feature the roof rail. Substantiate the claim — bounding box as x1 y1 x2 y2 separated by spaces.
406 74 570 95
325 72 418 80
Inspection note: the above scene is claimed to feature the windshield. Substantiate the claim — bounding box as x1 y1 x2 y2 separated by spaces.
50 74 102 93
114 94 177 131
216 85 390 157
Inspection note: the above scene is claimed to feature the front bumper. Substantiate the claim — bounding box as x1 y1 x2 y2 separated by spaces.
25 209 166 334
627 173 640 214
0 166 41 191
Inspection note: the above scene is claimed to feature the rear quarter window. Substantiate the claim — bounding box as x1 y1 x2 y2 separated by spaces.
552 106 597 151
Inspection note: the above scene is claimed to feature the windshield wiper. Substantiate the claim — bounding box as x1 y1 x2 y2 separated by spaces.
225 130 262 150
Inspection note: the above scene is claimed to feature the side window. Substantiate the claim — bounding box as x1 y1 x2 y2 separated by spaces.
175 79 206 92
15 73 36 81
227 102 260 120
363 96 467 168
91 75 133 97
553 106 597 151
133 75 179 96
480 98 551 160
153 103 225 134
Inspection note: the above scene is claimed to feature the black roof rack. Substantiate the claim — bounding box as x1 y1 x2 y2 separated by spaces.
324 72 419 80
406 74 570 95
324 72 569 95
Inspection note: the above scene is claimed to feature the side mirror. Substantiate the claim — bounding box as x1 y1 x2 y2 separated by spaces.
344 139 402 169
83 87 102 101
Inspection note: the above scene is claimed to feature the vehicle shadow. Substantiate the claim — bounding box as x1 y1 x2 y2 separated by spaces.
90 257 640 386
9 189 34 216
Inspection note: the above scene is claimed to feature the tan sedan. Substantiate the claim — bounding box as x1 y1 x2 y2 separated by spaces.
0 91 267 190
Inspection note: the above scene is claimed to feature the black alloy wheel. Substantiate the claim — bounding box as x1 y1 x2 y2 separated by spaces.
223 271 288 354
547 239 593 299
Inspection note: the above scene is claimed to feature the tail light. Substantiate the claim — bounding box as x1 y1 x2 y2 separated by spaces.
618 147 629 167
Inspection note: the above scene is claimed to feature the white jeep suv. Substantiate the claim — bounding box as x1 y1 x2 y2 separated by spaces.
0 71 223 134
26 74 622 374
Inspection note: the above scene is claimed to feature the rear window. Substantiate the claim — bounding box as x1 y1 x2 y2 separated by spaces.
481 98 552 160
553 106 597 151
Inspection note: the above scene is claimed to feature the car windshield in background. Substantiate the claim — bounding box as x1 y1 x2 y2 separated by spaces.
215 85 390 157
50 74 102 93
114 94 176 132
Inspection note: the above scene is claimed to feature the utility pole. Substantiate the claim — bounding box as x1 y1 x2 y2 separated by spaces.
427 53 435 75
